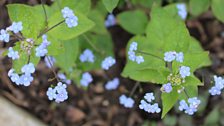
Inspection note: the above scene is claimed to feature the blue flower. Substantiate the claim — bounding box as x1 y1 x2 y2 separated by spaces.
105 13 116 27
179 66 190 78
161 83 172 93
80 72 93 87
0 29 10 43
79 49 95 63
61 7 74 18
46 87 56 101
57 73 72 85
21 63 35 75
119 94 135 108
20 74 33 86
213 75 224 89
136 56 144 64
176 52 184 62
101 56 116 70
9 21 23 33
105 77 119 90
176 3 187 20
8 47 19 60
129 42 138 52
65 16 78 28
128 51 136 61
164 51 176 62
144 92 155 103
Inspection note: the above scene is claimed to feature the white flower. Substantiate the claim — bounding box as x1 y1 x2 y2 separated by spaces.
176 3 187 20
9 22 23 33
7 47 19 60
101 56 116 70
179 66 190 78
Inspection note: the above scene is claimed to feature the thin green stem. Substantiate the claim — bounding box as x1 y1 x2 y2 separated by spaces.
41 0 48 26
183 89 190 99
136 50 164 61
82 35 105 55
37 20 65 38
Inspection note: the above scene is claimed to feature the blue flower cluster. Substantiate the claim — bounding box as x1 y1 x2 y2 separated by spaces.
162 51 190 93
176 3 187 20
61 7 78 28
105 77 120 90
80 72 93 87
35 35 50 57
8 63 35 86
79 49 95 63
0 21 23 43
139 93 161 114
8 47 19 60
119 94 135 108
179 97 201 115
209 75 224 95
46 82 68 103
101 56 116 70
128 42 144 64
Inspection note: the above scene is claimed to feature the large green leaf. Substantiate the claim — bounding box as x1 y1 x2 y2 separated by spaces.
55 38 79 73
189 0 210 16
7 4 45 39
51 0 91 15
117 10 148 34
102 0 119 13
47 11 95 40
211 0 224 22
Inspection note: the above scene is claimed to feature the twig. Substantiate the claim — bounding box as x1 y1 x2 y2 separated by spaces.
129 81 140 97
46 56 60 82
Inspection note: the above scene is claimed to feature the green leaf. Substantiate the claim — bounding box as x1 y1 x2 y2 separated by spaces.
88 9 107 34
161 88 179 118
117 10 148 34
211 0 224 22
102 0 119 13
7 4 45 39
189 0 210 16
47 35 64 56
47 11 95 40
55 38 79 73
163 115 177 126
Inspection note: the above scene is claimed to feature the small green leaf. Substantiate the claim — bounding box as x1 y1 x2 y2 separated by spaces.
117 10 148 34
189 0 210 16
47 11 95 40
7 4 45 39
88 10 107 34
102 0 119 13
211 0 224 22
55 38 79 73
161 88 179 118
